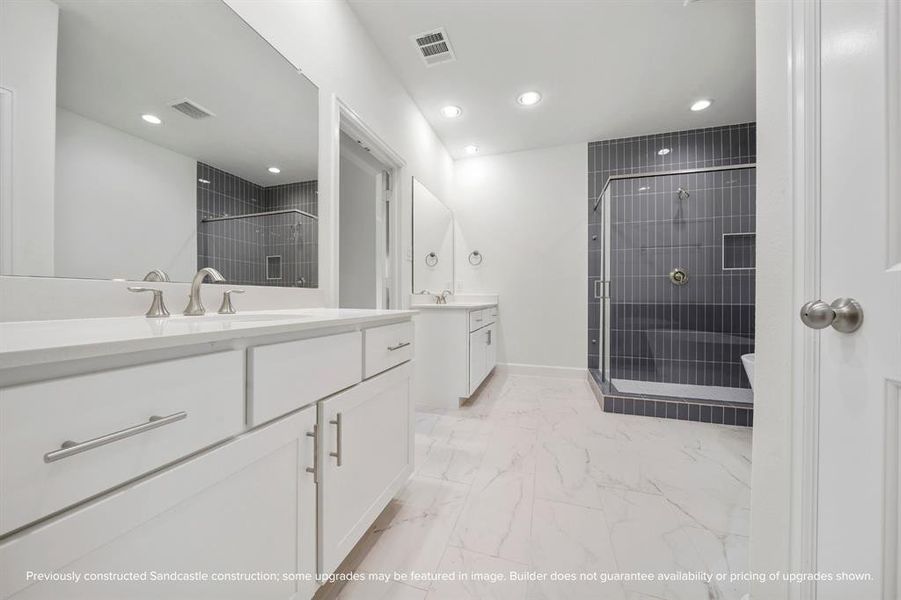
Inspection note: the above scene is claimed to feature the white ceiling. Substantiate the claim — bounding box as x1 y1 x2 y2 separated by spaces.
348 0 756 159
55 0 319 185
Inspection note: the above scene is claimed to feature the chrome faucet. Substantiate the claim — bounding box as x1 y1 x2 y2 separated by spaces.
437 289 453 305
184 267 225 316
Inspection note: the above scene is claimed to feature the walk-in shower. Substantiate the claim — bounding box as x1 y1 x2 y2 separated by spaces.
586 124 757 424
593 162 756 408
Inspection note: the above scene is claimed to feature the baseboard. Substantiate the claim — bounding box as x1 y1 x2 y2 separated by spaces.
496 362 587 379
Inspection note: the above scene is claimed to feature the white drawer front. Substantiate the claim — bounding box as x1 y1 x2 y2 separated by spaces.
488 306 499 323
363 321 414 379
469 309 487 332
0 351 245 535
249 331 362 426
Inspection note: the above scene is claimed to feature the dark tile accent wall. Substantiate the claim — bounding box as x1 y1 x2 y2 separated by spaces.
196 163 318 287
588 123 756 389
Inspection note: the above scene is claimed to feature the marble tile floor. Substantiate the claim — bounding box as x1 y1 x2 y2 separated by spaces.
318 370 752 600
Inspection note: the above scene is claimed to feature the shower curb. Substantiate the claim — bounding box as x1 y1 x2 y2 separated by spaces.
588 370 753 427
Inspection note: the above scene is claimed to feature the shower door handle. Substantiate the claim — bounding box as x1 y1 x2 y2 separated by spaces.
594 280 610 299
800 298 864 333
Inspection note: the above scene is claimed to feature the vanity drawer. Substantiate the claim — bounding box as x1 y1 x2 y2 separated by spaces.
488 307 499 323
364 321 414 379
469 309 487 332
0 351 245 535
248 331 362 426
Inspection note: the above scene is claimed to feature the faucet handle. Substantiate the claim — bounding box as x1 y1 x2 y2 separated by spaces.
128 287 170 318
218 289 245 315
142 269 170 282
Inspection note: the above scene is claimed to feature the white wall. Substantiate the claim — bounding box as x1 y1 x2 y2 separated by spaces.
54 108 197 282
0 0 58 276
338 132 380 308
225 0 454 308
452 143 587 370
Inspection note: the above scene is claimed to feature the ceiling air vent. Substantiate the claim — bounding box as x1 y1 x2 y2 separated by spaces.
168 98 216 120
412 27 456 67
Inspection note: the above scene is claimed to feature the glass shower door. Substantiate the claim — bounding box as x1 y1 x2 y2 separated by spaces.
599 184 612 382
600 167 756 403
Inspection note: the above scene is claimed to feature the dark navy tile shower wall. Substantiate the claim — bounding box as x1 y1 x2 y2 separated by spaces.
588 123 756 389
196 163 318 288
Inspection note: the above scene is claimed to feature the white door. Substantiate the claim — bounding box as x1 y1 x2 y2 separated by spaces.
808 1 901 597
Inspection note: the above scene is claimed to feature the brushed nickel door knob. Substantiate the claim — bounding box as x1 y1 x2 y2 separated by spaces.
800 297 863 333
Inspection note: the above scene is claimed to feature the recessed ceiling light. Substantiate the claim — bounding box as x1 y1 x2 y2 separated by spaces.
441 105 462 118
464 145 479 155
141 114 162 125
517 91 542 106
268 167 281 174
690 98 713 111
657 148 671 156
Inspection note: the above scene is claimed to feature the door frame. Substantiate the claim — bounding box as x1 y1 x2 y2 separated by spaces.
753 1 901 598
751 1 822 598
331 98 406 309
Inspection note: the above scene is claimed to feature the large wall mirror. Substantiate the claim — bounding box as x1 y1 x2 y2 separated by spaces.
0 0 319 287
412 178 453 294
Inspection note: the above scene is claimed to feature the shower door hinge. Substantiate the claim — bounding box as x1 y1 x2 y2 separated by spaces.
594 280 610 299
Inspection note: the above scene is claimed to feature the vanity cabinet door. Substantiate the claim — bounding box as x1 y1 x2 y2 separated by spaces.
468 324 497 395
485 323 498 375
0 406 318 600
469 328 487 393
318 364 413 575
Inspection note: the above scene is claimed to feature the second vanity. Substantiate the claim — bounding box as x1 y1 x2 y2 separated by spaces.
0 308 416 599
413 296 499 409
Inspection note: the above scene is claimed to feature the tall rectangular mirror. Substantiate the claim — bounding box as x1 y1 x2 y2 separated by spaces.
411 178 453 294
0 0 319 287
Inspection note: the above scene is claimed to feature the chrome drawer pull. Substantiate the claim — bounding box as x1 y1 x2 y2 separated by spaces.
387 342 411 352
329 413 343 467
44 411 188 464
306 425 319 483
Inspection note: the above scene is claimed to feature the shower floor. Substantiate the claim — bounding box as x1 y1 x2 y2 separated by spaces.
611 378 753 404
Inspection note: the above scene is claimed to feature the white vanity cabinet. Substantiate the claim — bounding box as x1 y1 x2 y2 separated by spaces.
414 302 499 409
0 311 416 600
318 363 413 574
0 405 318 600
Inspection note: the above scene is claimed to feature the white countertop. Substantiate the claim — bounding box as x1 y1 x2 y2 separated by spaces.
411 302 498 310
0 308 416 370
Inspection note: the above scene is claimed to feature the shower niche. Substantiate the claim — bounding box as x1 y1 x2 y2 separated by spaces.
589 124 757 423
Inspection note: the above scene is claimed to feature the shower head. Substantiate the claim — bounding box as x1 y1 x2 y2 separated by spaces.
677 187 690 201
